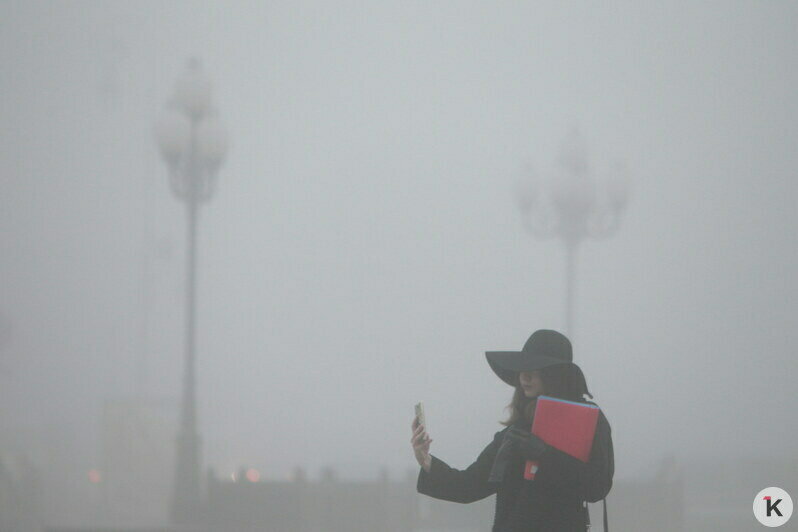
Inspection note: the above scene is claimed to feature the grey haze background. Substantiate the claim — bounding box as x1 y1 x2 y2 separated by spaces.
1 0 796 496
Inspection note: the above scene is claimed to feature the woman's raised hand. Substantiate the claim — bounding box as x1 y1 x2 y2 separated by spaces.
411 415 433 472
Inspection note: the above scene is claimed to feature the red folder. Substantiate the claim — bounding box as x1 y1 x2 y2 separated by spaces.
524 395 600 480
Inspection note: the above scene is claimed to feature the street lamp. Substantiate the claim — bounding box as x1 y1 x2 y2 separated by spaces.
154 58 228 524
516 127 630 335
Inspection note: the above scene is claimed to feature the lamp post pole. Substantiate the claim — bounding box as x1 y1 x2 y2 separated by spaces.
516 128 630 337
175 123 201 524
154 58 228 524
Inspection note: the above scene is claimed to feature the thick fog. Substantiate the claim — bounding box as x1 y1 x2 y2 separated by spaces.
1 1 796 530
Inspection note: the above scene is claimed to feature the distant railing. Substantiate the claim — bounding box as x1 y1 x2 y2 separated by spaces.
205 464 684 532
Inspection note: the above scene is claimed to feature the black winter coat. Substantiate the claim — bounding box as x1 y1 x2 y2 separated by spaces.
416 408 613 532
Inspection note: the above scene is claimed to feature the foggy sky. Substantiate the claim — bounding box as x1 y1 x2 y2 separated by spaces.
1 0 797 485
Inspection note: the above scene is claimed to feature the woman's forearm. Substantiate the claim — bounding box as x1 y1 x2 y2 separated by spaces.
422 454 432 473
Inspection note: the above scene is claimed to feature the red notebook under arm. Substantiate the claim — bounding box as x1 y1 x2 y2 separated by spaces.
524 395 600 480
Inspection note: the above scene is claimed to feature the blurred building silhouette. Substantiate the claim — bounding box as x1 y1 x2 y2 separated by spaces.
0 449 43 531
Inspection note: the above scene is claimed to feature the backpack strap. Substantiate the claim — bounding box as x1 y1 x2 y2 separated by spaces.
584 499 609 531
584 501 590 530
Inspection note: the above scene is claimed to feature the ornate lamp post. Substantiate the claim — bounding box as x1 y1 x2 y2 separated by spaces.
154 58 228 524
516 128 630 335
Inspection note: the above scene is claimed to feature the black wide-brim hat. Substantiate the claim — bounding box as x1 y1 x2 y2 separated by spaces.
486 329 585 388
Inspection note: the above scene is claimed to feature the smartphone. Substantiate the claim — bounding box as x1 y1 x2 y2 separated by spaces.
414 402 426 429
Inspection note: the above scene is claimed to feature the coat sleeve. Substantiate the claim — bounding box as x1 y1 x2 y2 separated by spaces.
532 410 614 502
416 431 503 503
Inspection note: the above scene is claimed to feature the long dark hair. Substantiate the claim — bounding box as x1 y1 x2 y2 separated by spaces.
500 364 593 427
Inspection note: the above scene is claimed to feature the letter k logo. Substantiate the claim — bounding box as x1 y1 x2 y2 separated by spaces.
754 488 792 526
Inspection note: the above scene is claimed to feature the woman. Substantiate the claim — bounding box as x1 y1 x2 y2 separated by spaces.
411 329 614 531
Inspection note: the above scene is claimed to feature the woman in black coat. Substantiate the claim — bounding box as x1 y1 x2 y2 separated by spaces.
411 330 614 532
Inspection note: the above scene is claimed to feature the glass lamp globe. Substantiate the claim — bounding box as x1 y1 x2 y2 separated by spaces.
155 109 191 167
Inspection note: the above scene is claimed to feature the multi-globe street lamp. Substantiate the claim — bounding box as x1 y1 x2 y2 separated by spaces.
154 58 228 524
516 128 630 335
